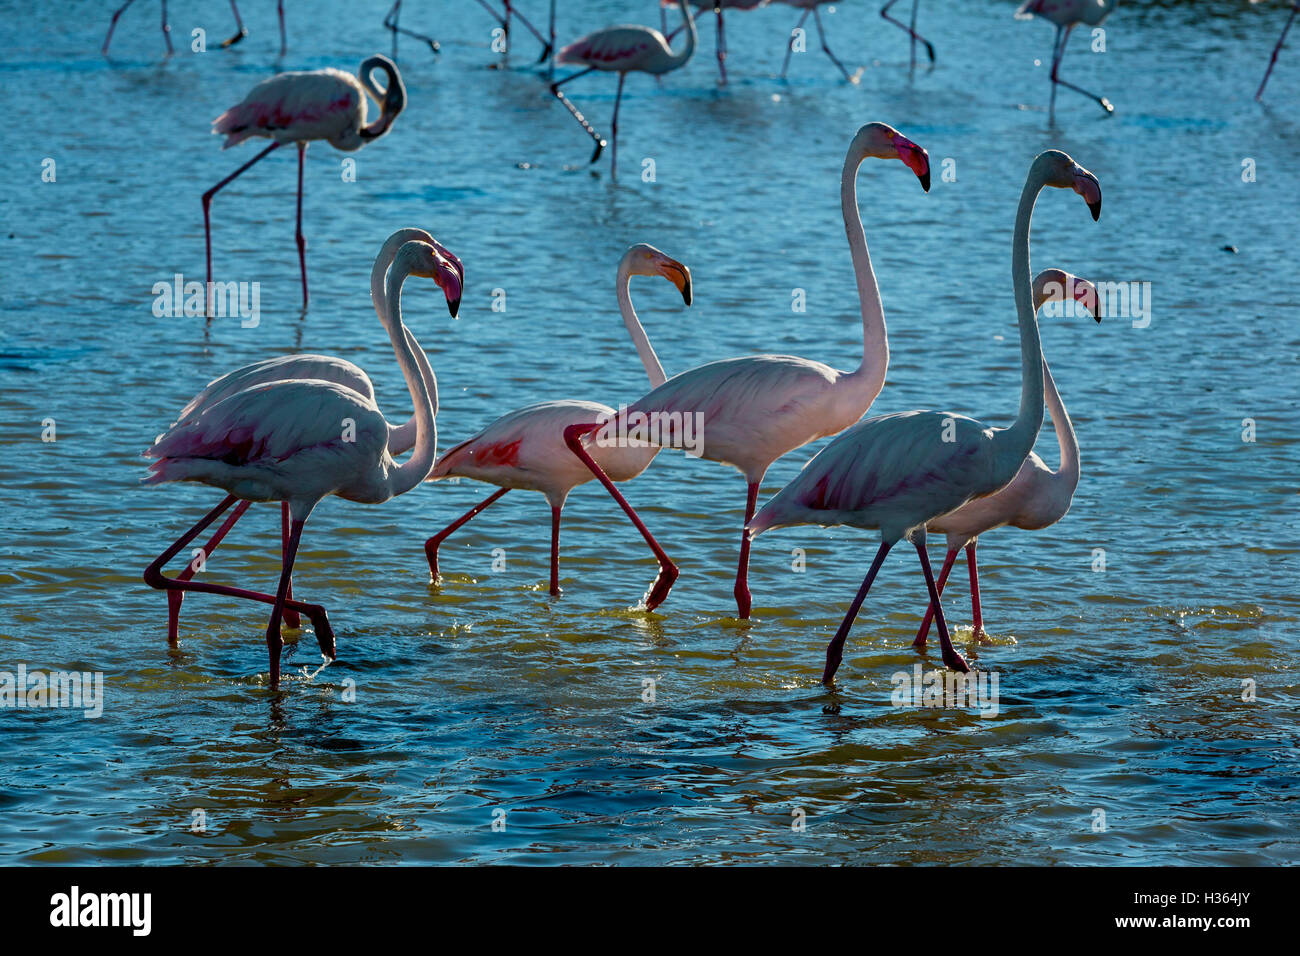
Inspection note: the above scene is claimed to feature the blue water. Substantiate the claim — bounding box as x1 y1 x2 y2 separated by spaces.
0 0 1297 864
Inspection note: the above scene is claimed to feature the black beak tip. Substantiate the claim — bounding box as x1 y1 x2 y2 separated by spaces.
919 170 931 193
1089 199 1101 221
1093 314 1103 324
448 297 461 318
682 282 693 307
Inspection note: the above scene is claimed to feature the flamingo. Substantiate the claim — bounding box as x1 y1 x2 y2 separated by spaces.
155 228 457 644
551 0 697 178
563 123 931 617
913 269 1100 650
746 149 1102 683
1015 0 1117 120
1255 1 1299 100
203 55 406 311
660 0 769 85
424 244 690 604
104 1 287 56
879 0 936 69
382 2 557 62
142 230 462 689
773 0 863 81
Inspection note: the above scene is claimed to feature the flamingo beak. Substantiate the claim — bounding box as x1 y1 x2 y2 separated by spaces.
1073 279 1100 322
894 134 930 192
1072 166 1102 220
659 258 693 306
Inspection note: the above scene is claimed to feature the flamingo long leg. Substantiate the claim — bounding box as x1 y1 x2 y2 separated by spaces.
551 69 606 163
780 9 812 78
424 487 511 579
965 540 985 640
160 0 173 55
383 0 440 57
733 480 760 619
278 0 286 56
102 0 139 54
715 8 727 85
609 72 625 179
167 499 253 644
203 141 281 319
1050 25 1113 114
549 505 562 595
812 7 851 81
914 532 969 673
547 0 556 73
476 0 552 59
880 0 936 67
220 0 248 48
295 142 308 309
144 495 336 664
913 546 958 648
1257 3 1299 100
280 501 300 629
822 540 892 685
265 514 311 689
563 424 678 611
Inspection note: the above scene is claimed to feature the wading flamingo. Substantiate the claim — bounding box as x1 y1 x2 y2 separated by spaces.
774 0 868 81
383 1 556 62
551 0 696 177
746 149 1102 683
1015 0 1117 120
913 269 1099 649
425 244 690 604
1255 1 1299 100
565 123 930 617
879 0 936 69
156 228 458 643
204 55 405 311
105 1 286 56
143 231 462 689
661 0 768 85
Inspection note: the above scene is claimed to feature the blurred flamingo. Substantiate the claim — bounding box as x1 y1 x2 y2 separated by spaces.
551 0 696 177
565 123 930 617
104 1 286 56
1015 0 1117 120
203 55 405 310
425 244 690 603
914 269 1100 649
1255 1 1299 99
746 150 1102 683
143 231 462 690
880 0 936 69
660 0 768 85
773 0 862 81
383 1 556 62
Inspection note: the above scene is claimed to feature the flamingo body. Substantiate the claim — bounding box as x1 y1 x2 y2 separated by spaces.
214 69 379 151
559 26 681 73
1015 0 1114 27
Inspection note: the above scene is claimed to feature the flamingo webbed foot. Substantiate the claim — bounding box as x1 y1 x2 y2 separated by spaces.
642 563 679 612
220 28 248 48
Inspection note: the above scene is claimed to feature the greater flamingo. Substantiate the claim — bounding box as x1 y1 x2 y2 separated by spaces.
551 0 696 177
104 1 286 56
143 231 462 689
1255 1 1299 100
913 269 1099 649
203 55 405 311
156 228 458 643
564 123 931 618
746 149 1102 683
660 0 768 85
1015 0 1117 120
425 244 691 604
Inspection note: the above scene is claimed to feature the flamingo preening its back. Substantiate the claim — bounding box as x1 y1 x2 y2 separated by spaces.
104 1 287 56
914 269 1101 649
564 123 930 617
1015 0 1117 120
425 244 690 603
203 55 405 311
1255 1 1299 100
551 0 696 177
747 149 1102 683
142 231 462 689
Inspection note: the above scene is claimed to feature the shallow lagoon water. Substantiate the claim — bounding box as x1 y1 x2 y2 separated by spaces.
0 0 1297 864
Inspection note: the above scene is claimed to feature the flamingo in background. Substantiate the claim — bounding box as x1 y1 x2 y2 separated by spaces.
773 0 862 82
551 0 696 177
425 244 690 603
913 269 1100 649
383 2 557 62
747 149 1102 683
1255 1 1299 100
143 231 462 689
564 123 930 618
660 0 768 85
203 55 405 311
1016 0 1117 120
880 0 936 70
157 228 457 643
104 1 286 56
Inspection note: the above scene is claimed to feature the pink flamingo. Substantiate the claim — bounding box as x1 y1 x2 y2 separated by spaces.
746 149 1102 683
156 228 456 644
564 123 930 618
1255 1 1299 100
1016 0 1117 120
660 0 768 85
143 231 462 689
104 1 287 56
203 55 405 311
551 0 696 177
913 269 1099 649
879 0 936 69
425 244 690 605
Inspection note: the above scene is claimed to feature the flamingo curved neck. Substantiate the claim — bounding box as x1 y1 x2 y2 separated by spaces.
1043 359 1079 483
372 231 436 455
842 147 888 398
382 245 439 499
616 262 668 388
669 0 697 67
358 57 404 141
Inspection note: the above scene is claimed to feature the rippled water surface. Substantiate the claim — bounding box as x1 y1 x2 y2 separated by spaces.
1 0 1298 865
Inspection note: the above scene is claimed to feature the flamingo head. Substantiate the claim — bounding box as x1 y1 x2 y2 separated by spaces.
403 240 463 317
1036 150 1102 220
851 123 930 192
1033 269 1100 322
623 243 692 306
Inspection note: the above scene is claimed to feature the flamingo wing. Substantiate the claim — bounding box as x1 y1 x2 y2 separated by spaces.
175 354 376 422
213 69 363 148
559 25 665 70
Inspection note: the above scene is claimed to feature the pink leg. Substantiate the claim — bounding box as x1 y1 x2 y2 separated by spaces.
609 72 625 180
278 0 287 56
716 9 727 85
425 487 510 579
734 480 760 619
265 514 311 689
168 499 253 645
203 141 281 318
221 0 248 48
1051 24 1113 114
384 0 440 57
144 496 336 669
1257 4 1299 100
564 423 678 611
880 0 936 66
914 546 958 648
160 0 173 55
914 532 969 673
812 7 851 81
281 501 300 629
295 142 308 309
966 540 985 641
781 9 811 78
823 541 892 685
1047 25 1065 122
549 505 562 596
102 0 138 54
